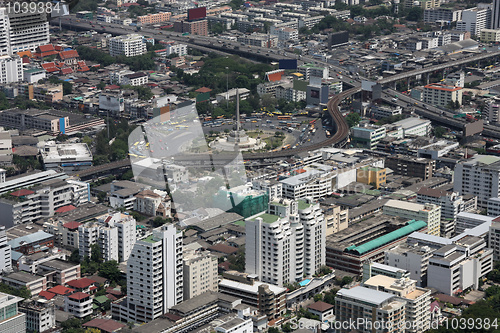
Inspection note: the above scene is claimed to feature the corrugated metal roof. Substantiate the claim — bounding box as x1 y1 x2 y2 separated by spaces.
346 220 427 255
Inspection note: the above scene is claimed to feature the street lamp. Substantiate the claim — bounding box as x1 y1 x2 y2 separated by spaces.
226 66 229 110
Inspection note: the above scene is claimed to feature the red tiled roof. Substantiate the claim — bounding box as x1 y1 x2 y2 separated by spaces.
218 261 231 271
66 278 95 289
104 216 113 224
208 244 238 255
105 287 122 296
59 50 79 60
41 62 58 73
60 67 73 75
77 61 90 72
22 57 30 64
48 285 74 295
84 319 125 333
104 85 120 90
163 313 182 322
434 293 474 306
267 71 283 82
90 286 97 291
38 44 55 53
56 205 76 213
62 221 82 230
39 290 56 300
195 87 212 93
308 301 334 312
493 216 500 222
17 50 32 58
10 189 34 197
106 293 117 301
68 292 90 300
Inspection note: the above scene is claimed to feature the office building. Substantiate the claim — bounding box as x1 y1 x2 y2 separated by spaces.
112 225 183 323
427 238 493 295
364 275 431 333
455 212 496 234
0 292 26 333
423 83 463 107
122 72 148 87
320 202 348 236
109 34 147 57
41 142 93 172
137 12 171 24
2 10 50 53
165 42 187 56
19 299 56 333
480 28 500 41
237 33 278 48
456 7 490 36
489 218 500 260
454 154 500 208
384 200 441 236
392 117 432 137
298 63 329 80
488 99 500 124
385 155 436 180
280 164 335 200
182 250 218 300
351 124 386 150
246 198 325 286
335 286 406 333
385 243 434 287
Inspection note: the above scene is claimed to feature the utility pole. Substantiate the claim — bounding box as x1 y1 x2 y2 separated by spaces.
226 66 229 110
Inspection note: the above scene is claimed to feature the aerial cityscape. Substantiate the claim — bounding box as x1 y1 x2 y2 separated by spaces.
2 0 500 332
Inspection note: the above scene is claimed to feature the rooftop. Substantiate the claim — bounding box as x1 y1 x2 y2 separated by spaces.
4 271 45 283
337 286 394 306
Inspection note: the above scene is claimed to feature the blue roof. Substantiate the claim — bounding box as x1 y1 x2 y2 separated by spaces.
11 251 23 261
8 231 54 249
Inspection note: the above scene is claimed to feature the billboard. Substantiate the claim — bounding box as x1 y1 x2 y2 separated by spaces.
328 31 349 48
279 59 298 70
188 7 207 21
464 119 483 137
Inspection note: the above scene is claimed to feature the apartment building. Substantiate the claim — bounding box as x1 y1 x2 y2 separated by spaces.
364 276 431 333
454 154 500 208
423 83 463 107
112 225 183 323
246 198 325 286
122 72 148 87
109 34 147 57
218 271 287 320
297 63 329 79
335 286 406 333
424 8 462 23
480 28 500 42
3 11 50 53
0 55 23 84
64 292 92 318
19 299 56 333
362 261 410 282
392 117 432 137
320 202 348 236
137 12 172 24
0 179 89 227
356 166 386 189
385 155 436 180
488 99 500 124
165 42 187 56
182 250 218 300
0 226 11 273
457 7 490 36
173 19 208 36
384 200 441 237
417 187 464 237
280 164 335 200
488 219 500 260
0 292 26 333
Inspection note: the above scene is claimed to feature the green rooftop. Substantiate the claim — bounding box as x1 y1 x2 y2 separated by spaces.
94 295 109 304
254 213 279 224
142 235 156 243
359 166 384 172
233 220 246 227
346 220 427 255
298 200 312 210
271 201 287 207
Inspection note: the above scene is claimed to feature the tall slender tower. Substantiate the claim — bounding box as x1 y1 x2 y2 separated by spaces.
492 0 500 29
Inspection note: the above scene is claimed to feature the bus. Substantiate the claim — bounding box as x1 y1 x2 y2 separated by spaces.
282 144 291 150
277 115 291 120
176 125 189 130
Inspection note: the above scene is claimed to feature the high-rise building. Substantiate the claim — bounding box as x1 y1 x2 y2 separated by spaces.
0 292 26 333
182 250 218 300
2 10 50 53
456 7 490 36
493 0 500 29
454 154 500 208
109 34 147 57
0 226 12 273
0 55 22 84
112 225 183 323
246 198 325 286
416 188 464 234
20 299 55 333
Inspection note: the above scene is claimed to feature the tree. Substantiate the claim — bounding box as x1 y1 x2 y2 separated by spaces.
90 243 103 263
433 126 446 138
268 328 280 333
340 276 353 287
227 247 245 272
406 7 423 21
345 112 361 127
69 249 80 263
99 260 122 282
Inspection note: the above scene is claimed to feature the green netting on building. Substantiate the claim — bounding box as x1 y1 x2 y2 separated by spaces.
213 190 268 218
